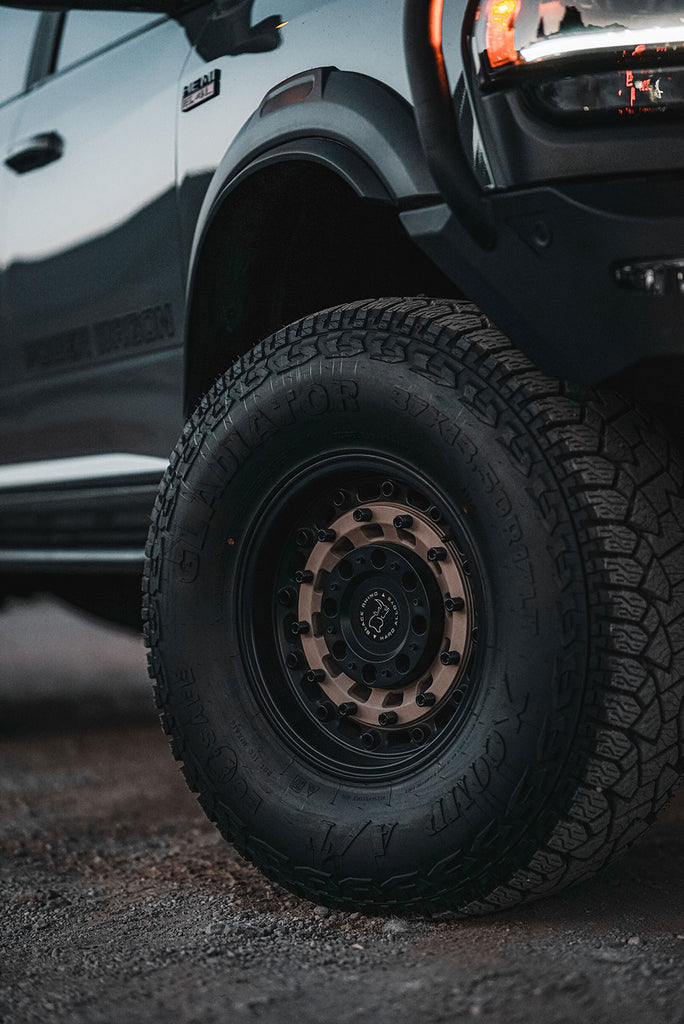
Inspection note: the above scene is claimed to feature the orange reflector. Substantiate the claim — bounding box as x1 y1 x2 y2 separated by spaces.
485 0 520 68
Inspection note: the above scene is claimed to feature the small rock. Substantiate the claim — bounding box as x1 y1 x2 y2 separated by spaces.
313 905 331 918
627 935 641 946
382 918 408 939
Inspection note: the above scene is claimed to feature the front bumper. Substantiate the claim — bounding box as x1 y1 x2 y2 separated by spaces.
401 174 684 386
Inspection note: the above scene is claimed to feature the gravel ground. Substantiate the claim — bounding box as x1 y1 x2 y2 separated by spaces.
1 597 683 1024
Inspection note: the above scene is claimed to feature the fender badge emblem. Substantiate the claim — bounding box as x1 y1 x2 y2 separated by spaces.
182 68 221 112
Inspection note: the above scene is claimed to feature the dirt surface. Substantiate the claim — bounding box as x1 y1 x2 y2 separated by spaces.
1 597 683 1024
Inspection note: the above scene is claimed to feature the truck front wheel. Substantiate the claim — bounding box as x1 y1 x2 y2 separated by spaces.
143 298 684 913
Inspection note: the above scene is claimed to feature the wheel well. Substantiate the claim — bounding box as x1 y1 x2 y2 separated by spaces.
184 161 460 413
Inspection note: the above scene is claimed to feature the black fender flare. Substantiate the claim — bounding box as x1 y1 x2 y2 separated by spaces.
185 67 439 293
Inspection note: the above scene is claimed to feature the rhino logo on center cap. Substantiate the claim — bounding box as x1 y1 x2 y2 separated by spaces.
368 597 390 637
359 588 399 643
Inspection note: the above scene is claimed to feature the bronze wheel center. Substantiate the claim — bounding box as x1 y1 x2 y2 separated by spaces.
297 502 472 729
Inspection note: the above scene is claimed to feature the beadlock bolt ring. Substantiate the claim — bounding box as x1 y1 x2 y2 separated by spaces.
296 501 471 730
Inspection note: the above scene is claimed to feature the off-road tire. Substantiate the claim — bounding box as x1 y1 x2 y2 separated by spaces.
143 298 684 914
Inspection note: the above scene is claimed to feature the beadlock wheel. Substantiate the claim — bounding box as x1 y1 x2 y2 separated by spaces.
242 462 479 781
144 299 684 914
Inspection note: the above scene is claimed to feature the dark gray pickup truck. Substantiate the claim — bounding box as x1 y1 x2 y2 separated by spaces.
1 0 683 913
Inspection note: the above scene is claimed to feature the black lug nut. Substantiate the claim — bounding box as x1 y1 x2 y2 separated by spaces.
361 730 380 750
305 668 326 684
295 569 314 584
393 514 413 530
316 702 335 722
291 620 310 636
339 701 358 717
317 528 336 543
440 650 461 666
416 691 436 707
410 727 427 744
296 529 315 548
445 596 465 612
286 651 301 670
277 586 296 606
428 546 447 562
353 507 373 522
378 710 398 726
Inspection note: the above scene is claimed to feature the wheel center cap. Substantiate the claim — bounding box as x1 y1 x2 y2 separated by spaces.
359 589 400 643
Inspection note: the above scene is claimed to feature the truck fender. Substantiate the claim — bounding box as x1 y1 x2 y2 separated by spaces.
186 66 439 292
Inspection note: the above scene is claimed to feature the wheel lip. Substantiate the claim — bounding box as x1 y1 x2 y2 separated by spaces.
235 449 485 784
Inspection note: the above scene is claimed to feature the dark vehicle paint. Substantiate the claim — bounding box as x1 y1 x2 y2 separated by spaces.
0 1 428 469
0 15 188 465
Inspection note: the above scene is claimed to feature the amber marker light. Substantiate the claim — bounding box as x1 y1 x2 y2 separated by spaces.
429 0 445 50
485 0 520 69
